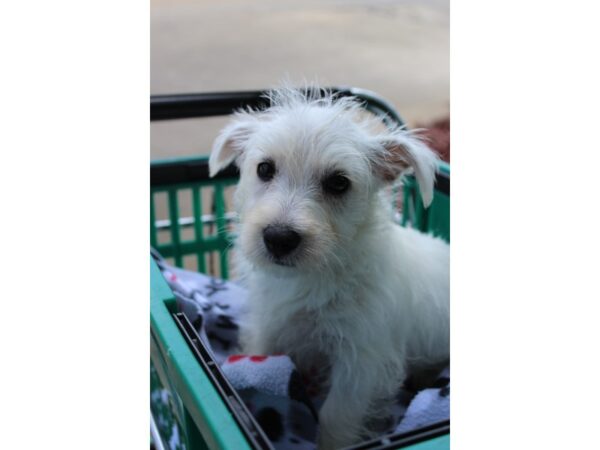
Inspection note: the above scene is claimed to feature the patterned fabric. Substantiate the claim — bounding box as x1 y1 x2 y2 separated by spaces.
395 367 450 434
151 253 449 450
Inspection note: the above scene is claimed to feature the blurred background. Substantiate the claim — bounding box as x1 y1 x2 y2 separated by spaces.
151 0 449 161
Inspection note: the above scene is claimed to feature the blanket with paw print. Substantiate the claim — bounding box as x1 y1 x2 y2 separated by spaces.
151 252 449 450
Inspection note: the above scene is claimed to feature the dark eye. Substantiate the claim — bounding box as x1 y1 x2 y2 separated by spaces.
257 161 275 181
323 172 351 195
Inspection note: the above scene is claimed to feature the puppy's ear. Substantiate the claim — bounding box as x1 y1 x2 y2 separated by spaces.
209 116 257 177
372 130 440 208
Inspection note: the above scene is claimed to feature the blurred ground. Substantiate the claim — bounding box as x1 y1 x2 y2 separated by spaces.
151 0 449 160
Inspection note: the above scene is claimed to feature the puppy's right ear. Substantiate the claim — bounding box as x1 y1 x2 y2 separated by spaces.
209 116 257 177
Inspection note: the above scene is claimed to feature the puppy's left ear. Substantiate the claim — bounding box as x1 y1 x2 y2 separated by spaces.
209 115 257 177
372 130 440 208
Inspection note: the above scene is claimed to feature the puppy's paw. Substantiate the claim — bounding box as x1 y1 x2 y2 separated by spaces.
317 410 359 450
317 430 349 450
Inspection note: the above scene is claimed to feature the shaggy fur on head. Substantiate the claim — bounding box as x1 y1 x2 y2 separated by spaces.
209 87 449 449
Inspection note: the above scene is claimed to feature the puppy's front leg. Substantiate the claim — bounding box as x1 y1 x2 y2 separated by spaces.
239 319 277 355
318 353 402 450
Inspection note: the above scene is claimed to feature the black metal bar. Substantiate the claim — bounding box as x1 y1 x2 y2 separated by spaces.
345 420 450 450
151 158 238 187
151 87 405 127
172 312 275 450
151 91 269 121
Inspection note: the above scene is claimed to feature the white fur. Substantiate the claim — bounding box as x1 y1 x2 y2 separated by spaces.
209 87 449 449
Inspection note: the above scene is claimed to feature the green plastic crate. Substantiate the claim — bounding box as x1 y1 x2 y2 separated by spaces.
150 89 450 450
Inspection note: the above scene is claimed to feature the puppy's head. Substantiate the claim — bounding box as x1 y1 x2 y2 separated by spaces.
209 88 439 273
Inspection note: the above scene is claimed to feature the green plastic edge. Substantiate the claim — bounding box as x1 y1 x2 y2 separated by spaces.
150 259 252 450
401 162 450 243
402 434 449 450
438 161 450 176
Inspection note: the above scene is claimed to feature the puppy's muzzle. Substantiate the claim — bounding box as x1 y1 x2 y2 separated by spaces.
263 225 301 259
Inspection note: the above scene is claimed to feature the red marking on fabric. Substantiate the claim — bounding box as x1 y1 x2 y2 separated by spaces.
227 354 246 363
249 355 268 362
169 274 177 281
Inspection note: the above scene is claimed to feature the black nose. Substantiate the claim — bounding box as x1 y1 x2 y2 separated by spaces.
263 225 301 258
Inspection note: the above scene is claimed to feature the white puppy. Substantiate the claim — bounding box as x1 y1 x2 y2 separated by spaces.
209 88 449 450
